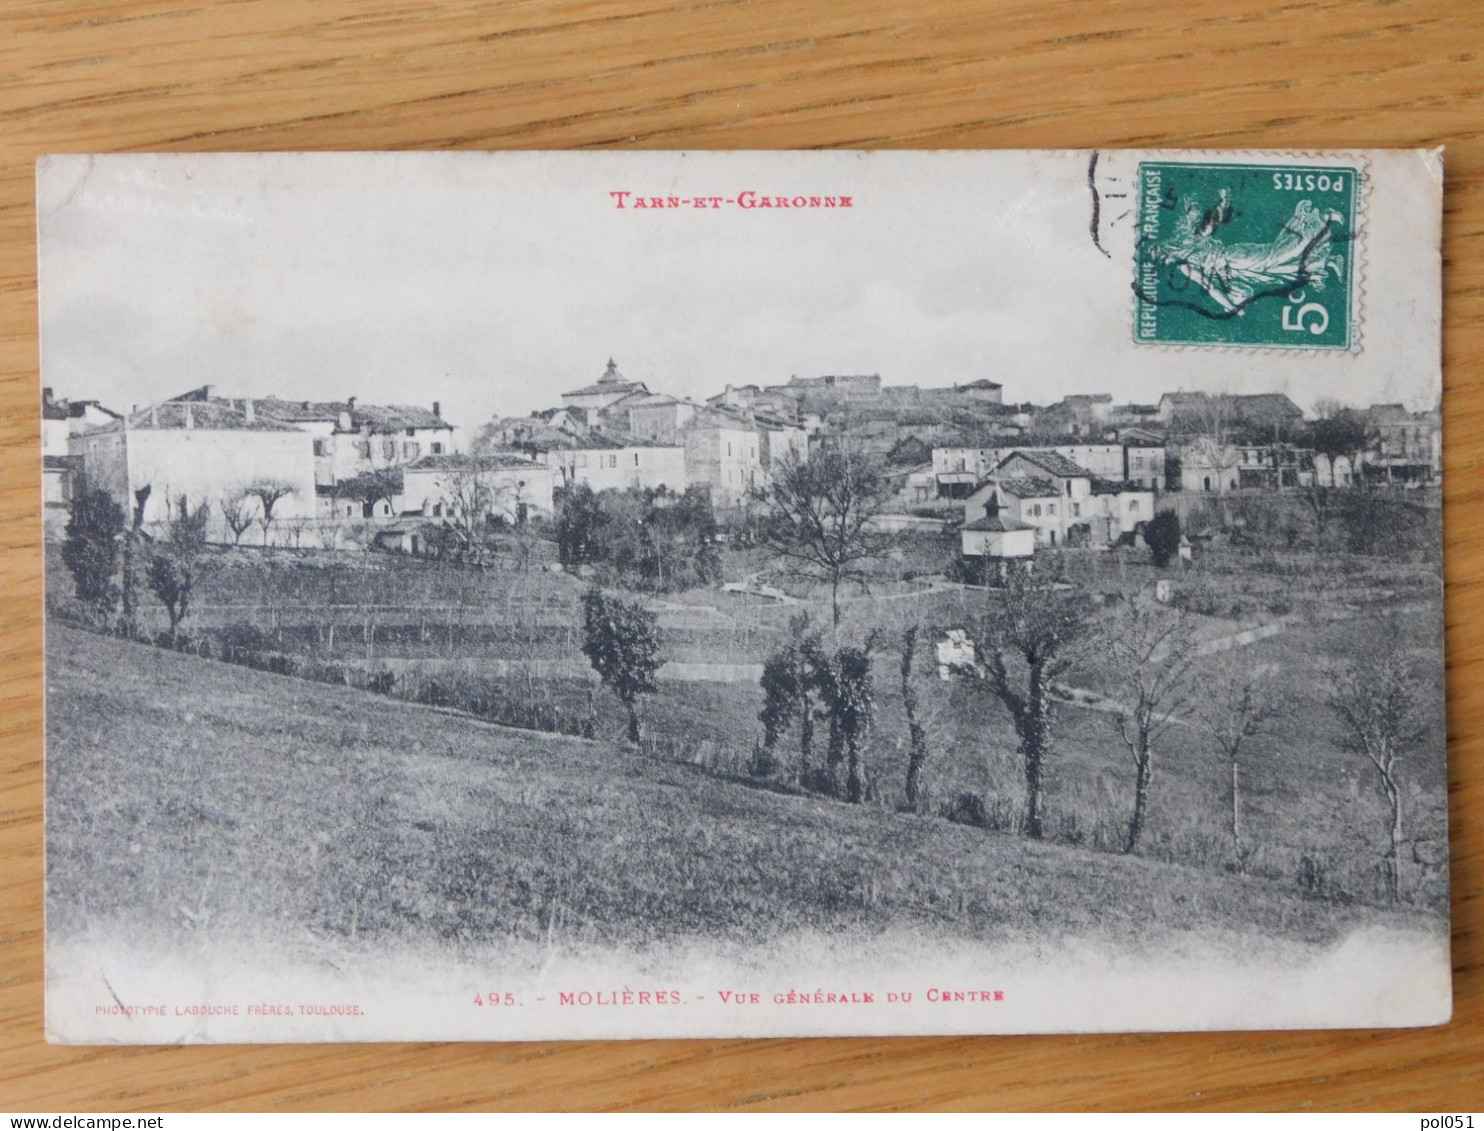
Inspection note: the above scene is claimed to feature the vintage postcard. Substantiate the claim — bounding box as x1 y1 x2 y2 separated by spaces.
38 150 1447 1042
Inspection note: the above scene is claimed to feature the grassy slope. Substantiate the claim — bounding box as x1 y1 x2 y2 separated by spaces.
45 625 1429 962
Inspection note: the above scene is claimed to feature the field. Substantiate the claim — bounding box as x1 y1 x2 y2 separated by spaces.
45 624 1432 963
43 497 1450 918
43 483 1451 972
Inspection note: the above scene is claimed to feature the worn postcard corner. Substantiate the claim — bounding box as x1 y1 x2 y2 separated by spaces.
38 150 1447 1043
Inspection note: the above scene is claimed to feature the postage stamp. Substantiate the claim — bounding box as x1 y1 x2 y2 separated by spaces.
1133 160 1360 349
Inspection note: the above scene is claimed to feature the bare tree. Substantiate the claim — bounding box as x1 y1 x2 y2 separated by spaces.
219 489 256 545
247 479 298 546
1311 396 1343 421
952 571 1098 840
756 447 892 630
1183 393 1240 508
1327 653 1431 904
312 519 343 551
1105 596 1199 855
441 461 517 564
283 514 314 549
1199 664 1281 870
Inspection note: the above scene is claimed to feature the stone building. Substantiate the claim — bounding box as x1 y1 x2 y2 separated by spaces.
69 399 317 542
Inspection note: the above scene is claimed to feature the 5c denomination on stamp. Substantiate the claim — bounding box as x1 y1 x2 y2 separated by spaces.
1134 160 1360 349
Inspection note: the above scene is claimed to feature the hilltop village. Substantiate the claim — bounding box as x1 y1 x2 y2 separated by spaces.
43 359 1440 562
43 358 1449 947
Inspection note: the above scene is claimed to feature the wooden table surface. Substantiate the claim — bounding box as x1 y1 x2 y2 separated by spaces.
1 0 1480 1112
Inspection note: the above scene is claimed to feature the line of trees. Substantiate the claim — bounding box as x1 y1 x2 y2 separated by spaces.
737 552 1432 907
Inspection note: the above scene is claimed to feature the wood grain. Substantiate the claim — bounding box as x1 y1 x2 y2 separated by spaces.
1 0 1479 1111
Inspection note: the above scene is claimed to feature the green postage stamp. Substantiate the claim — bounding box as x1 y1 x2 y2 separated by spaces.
1133 160 1360 349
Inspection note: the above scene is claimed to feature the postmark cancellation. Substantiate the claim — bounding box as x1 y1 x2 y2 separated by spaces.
1133 159 1362 350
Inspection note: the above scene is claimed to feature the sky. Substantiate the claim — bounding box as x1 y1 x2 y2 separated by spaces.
36 150 1443 435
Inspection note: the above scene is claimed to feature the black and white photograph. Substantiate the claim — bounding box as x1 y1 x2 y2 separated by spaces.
38 150 1448 1042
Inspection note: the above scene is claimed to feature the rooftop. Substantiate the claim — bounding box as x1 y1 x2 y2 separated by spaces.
963 512 1035 532
563 358 650 399
563 430 680 451
168 387 450 432
256 397 449 432
997 449 1092 479
89 402 304 434
998 475 1060 499
406 453 544 472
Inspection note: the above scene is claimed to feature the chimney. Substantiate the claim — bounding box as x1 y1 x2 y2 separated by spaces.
347 396 357 410
202 383 216 400
244 399 255 424
433 401 441 419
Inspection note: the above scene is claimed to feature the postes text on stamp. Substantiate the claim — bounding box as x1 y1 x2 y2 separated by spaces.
1134 160 1359 349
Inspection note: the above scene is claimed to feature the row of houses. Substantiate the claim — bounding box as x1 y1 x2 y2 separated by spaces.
45 368 1443 552
46 385 553 546
485 358 810 505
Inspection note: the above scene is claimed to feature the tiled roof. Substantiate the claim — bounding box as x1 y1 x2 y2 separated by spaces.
250 397 342 422
183 396 452 433
1119 427 1167 444
406 453 544 472
998 476 1059 498
963 513 1035 532
91 402 303 433
492 419 577 450
563 430 680 451
564 379 648 397
563 358 649 399
343 402 450 432
43 395 120 422
997 450 1091 479
1233 393 1303 417
753 412 802 431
